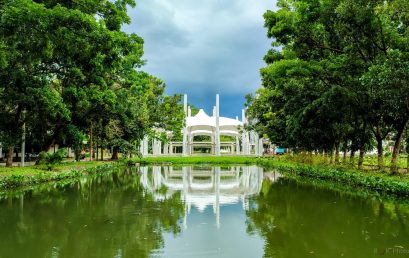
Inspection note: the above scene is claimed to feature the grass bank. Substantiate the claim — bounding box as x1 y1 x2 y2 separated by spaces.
0 161 120 190
2 156 409 197
138 156 409 197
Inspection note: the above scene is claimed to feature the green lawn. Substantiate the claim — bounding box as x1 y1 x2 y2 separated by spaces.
0 161 111 177
0 161 117 190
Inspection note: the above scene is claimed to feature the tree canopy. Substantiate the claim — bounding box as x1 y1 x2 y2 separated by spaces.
247 0 409 173
0 0 184 165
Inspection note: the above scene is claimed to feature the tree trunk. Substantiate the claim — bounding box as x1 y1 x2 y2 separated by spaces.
391 123 406 174
96 144 99 161
6 147 14 167
406 138 409 174
376 136 384 170
74 148 81 161
111 147 119 160
358 120 368 170
358 147 365 170
350 150 355 165
407 154 409 174
101 147 104 161
342 141 347 164
335 142 340 164
329 150 334 164
89 125 93 161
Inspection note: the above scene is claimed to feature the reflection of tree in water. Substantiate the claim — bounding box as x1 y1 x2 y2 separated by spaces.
0 168 185 258
246 177 409 258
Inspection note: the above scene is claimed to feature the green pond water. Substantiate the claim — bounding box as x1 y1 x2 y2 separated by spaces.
0 165 408 258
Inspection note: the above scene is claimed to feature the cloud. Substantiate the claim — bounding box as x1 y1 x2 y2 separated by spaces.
123 0 277 116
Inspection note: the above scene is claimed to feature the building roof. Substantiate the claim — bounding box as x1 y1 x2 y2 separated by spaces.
186 109 243 136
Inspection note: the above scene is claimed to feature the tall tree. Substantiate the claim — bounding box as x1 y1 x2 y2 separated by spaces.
248 0 409 172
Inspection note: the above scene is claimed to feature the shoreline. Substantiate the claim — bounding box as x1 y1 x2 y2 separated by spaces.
0 156 408 198
0 162 120 191
138 156 409 197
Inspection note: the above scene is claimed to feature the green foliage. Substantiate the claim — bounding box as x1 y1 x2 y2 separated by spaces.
263 163 409 196
37 148 67 170
0 0 183 164
247 0 409 173
0 163 118 190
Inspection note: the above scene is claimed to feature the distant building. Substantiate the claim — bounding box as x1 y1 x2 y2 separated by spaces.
139 94 264 156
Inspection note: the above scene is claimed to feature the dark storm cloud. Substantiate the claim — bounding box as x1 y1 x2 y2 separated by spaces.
123 0 276 117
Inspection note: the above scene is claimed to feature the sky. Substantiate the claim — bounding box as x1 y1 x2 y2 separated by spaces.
123 0 277 118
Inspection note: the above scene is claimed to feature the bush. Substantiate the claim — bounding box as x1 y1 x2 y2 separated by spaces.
38 148 67 170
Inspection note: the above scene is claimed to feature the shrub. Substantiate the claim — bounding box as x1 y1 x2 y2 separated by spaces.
38 148 67 170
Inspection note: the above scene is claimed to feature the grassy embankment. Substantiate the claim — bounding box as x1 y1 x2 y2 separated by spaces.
1 155 409 196
0 161 118 190
138 156 409 197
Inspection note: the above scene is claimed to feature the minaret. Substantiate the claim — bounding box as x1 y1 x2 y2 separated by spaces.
183 94 188 156
242 109 249 155
215 94 221 156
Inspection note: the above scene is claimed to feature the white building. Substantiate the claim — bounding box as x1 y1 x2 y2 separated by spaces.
139 94 264 156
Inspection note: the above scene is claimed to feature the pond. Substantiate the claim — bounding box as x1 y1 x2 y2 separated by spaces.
0 165 408 258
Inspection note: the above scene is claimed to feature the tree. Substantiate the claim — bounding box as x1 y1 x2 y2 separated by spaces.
0 0 183 165
248 0 409 172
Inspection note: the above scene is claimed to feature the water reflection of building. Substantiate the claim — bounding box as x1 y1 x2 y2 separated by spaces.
140 166 280 228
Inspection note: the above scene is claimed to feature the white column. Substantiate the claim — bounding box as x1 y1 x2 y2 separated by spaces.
242 109 246 155
163 143 169 155
242 133 248 155
152 139 157 155
153 139 162 155
241 134 245 155
169 142 173 155
183 94 188 156
211 132 215 155
241 109 251 155
258 138 263 156
255 133 260 156
215 94 220 156
235 136 240 155
242 132 250 155
189 134 193 155
143 136 149 155
246 133 251 155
